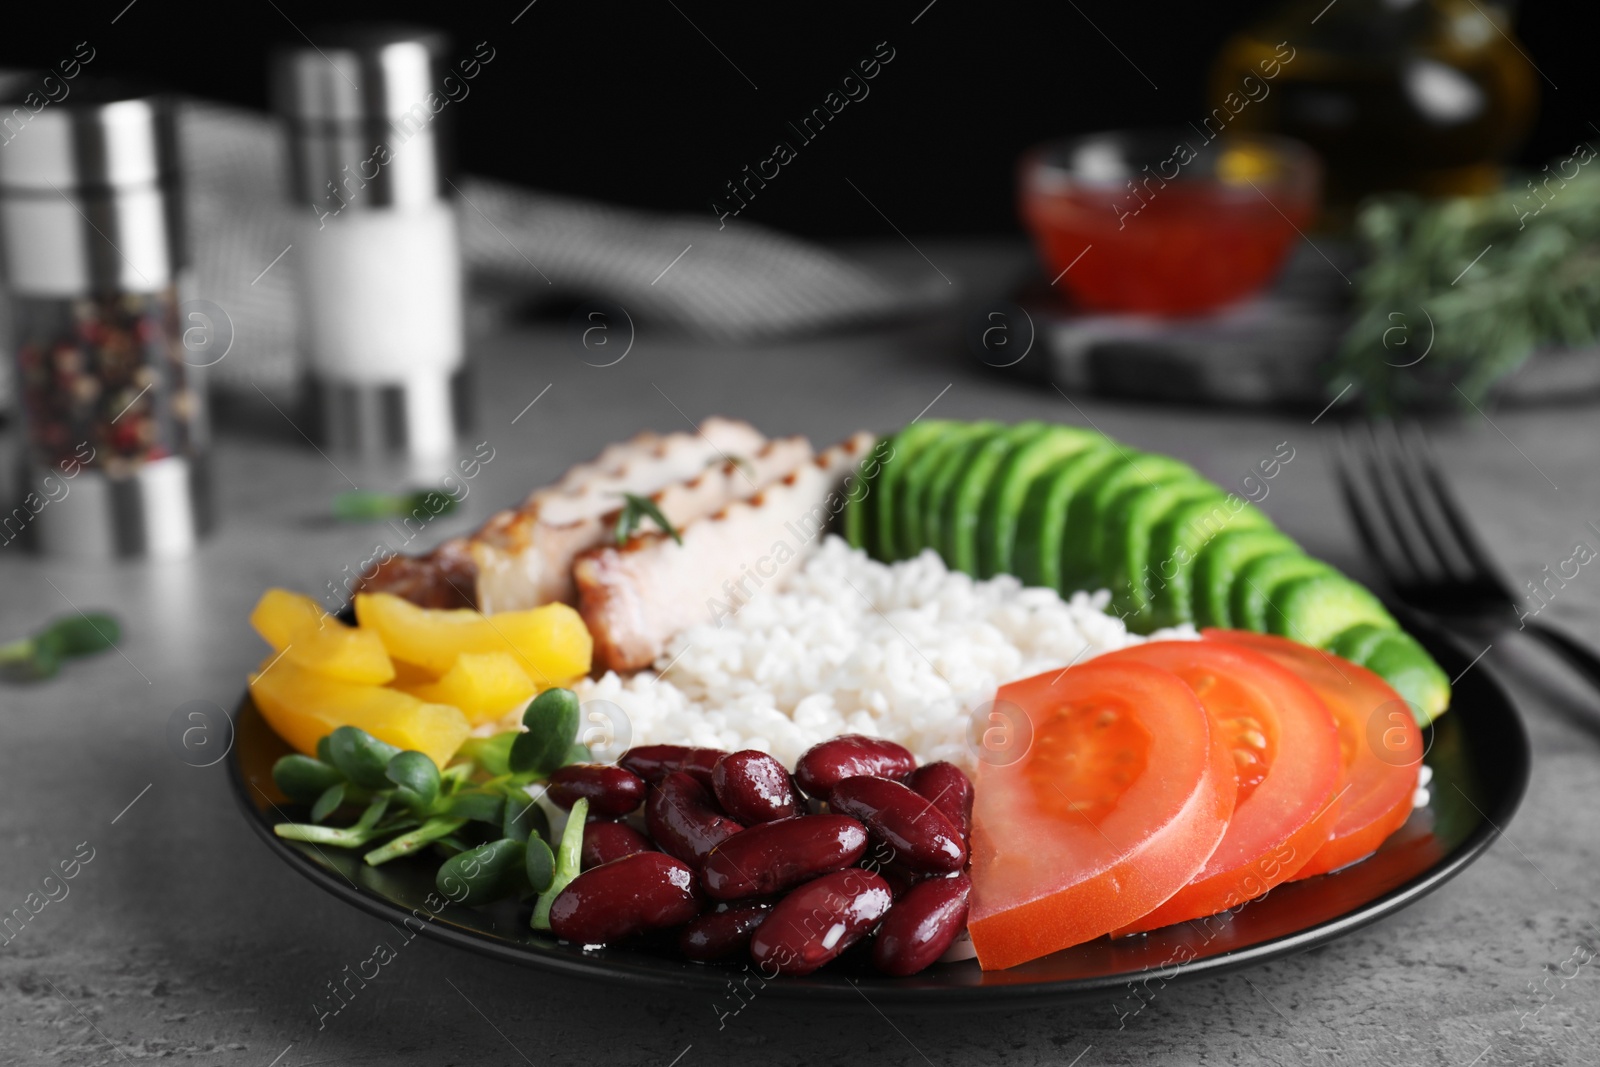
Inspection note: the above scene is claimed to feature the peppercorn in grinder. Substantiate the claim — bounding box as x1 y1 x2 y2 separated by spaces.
0 78 211 559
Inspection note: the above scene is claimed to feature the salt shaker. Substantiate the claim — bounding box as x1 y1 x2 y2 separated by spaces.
0 77 210 559
272 26 469 463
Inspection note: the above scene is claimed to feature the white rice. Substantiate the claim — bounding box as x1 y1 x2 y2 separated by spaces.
573 535 1194 769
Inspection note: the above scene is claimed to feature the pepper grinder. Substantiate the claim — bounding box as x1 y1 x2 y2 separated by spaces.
272 26 469 464
0 78 210 560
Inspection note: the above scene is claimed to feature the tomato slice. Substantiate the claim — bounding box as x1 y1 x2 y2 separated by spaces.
968 660 1235 970
1203 629 1421 877
1096 642 1343 934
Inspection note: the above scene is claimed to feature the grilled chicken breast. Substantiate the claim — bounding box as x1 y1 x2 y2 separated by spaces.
574 431 876 672
360 418 806 611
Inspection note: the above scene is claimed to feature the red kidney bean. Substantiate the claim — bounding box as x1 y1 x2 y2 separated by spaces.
548 852 703 944
701 815 868 900
794 734 916 798
828 776 967 874
547 764 647 818
749 869 893 976
906 761 974 848
679 902 771 962
580 820 654 871
620 744 726 786
874 862 926 900
712 750 803 824
646 771 743 867
872 873 971 976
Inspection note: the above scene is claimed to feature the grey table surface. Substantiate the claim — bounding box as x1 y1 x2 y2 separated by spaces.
3 242 1599 1067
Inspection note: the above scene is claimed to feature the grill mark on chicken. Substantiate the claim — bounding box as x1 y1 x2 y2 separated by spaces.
574 431 876 673
358 418 805 612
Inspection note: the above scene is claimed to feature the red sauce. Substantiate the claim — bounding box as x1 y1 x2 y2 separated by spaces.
1021 181 1313 316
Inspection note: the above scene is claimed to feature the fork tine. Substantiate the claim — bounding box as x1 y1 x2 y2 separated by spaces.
1350 421 1438 583
1381 424 1472 583
1403 425 1510 593
1330 425 1410 589
1371 420 1459 581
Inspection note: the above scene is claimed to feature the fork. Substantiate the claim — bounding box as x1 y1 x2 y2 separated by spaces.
1331 421 1600 695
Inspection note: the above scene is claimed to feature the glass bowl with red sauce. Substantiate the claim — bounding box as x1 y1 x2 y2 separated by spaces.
1019 130 1320 316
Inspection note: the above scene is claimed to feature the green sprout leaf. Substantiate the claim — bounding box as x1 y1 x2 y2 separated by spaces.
531 797 587 930
502 791 550 843
385 751 441 810
436 838 528 906
0 612 121 681
455 733 516 778
612 492 682 546
524 835 556 895
327 726 402 790
310 782 347 823
333 489 459 522
509 688 581 777
444 791 506 825
273 754 345 804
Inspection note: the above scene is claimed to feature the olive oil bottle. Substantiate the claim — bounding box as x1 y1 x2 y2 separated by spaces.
1211 0 1537 224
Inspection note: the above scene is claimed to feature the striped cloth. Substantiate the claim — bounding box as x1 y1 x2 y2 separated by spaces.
176 102 947 396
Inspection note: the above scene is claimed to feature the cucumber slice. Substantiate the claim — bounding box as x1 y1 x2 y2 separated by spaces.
1061 452 1195 594
1329 621 1394 665
910 423 1000 563
943 422 1052 574
1013 445 1123 591
1356 629 1452 724
1266 571 1397 648
1147 496 1275 629
873 420 955 562
1102 480 1223 627
1191 529 1300 629
976 425 1103 579
893 422 993 561
841 436 885 551
1231 552 1337 635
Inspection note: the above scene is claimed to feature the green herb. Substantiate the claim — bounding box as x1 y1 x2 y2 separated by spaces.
502 791 550 843
612 492 682 546
531 796 588 931
1333 164 1600 412
524 834 557 894
0 612 121 681
436 838 529 906
509 688 581 776
456 733 515 778
443 792 505 824
268 703 593 877
272 755 345 803
364 816 467 865
310 782 347 823
327 725 402 790
385 750 441 811
332 489 458 522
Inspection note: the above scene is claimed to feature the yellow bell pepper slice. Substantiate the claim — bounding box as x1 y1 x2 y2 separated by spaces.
249 657 469 768
354 592 592 682
249 588 328 649
406 651 539 725
249 587 394 683
283 625 395 685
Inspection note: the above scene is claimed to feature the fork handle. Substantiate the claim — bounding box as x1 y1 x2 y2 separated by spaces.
1522 619 1600 697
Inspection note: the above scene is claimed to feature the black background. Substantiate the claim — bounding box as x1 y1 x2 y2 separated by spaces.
2 1 1592 238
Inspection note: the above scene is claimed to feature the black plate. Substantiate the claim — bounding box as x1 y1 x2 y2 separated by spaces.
228 619 1528 1005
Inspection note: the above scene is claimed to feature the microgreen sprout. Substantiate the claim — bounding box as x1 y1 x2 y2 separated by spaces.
0 612 121 681
268 687 587 906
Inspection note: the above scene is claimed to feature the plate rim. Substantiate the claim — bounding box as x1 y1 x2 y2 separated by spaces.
227 618 1530 1006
